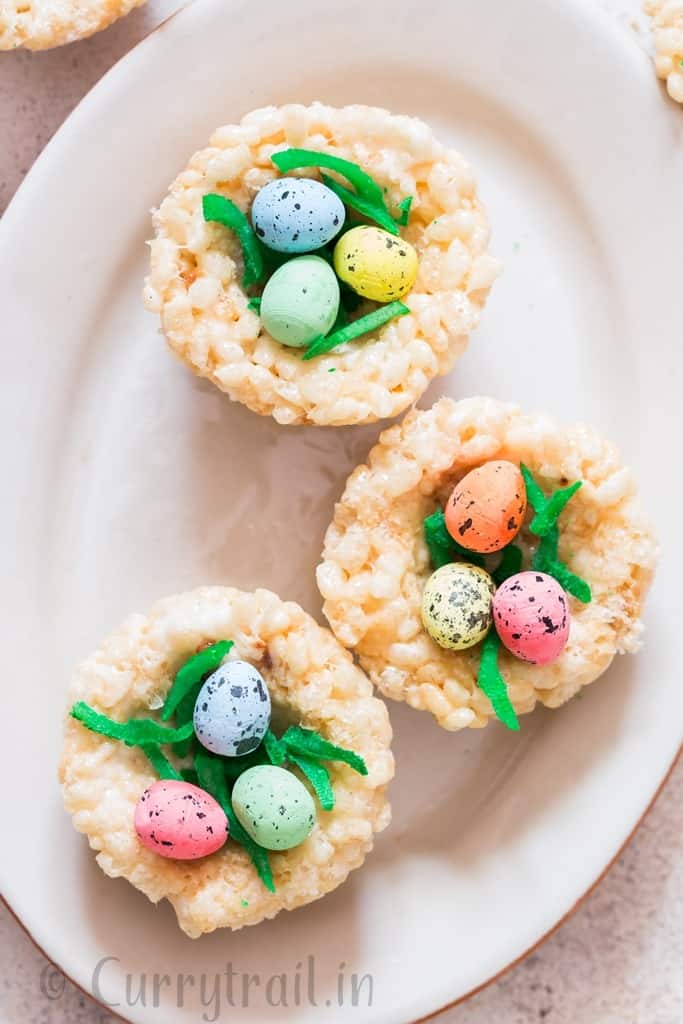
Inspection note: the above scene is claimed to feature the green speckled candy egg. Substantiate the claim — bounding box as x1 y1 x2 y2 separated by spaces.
259 255 340 348
421 563 495 650
232 765 316 851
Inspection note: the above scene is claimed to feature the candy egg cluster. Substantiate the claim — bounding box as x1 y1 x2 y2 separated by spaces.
134 780 229 860
193 659 271 757
422 460 578 693
214 150 421 355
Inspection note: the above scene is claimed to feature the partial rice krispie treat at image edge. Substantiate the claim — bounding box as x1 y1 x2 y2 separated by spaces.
144 103 500 427
60 587 393 937
0 0 146 49
317 397 658 731
645 0 683 102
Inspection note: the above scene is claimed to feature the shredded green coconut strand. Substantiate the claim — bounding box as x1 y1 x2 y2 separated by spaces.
70 702 195 746
476 631 520 731
141 744 183 781
287 752 335 811
202 194 265 287
521 464 592 603
423 509 485 569
280 725 368 775
320 173 399 235
161 640 233 721
396 196 413 226
194 745 275 892
271 148 386 206
303 301 409 360
492 544 523 585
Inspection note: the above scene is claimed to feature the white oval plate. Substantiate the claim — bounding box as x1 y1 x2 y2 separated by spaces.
1 1 681 1021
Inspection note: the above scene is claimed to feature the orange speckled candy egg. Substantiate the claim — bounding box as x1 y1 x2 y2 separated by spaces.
445 460 527 554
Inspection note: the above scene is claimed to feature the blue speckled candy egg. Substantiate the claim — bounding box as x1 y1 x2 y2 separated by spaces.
260 255 340 348
251 177 345 254
193 660 271 757
232 765 316 851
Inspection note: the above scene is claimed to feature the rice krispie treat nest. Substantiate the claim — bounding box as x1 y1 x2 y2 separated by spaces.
645 0 683 103
0 0 145 49
317 397 658 730
60 587 394 937
144 103 500 427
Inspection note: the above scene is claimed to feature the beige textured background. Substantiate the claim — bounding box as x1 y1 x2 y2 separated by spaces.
1 2 681 1022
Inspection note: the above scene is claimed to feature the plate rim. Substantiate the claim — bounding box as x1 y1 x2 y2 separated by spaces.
1 0 681 1019
3 746 680 1024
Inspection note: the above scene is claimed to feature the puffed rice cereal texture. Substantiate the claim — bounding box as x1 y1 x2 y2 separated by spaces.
0 0 146 49
60 587 394 937
317 398 658 731
645 0 683 103
144 103 500 427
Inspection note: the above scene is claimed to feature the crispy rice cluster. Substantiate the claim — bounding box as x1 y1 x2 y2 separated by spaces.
0 0 145 49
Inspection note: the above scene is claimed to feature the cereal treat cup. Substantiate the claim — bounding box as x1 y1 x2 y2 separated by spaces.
645 0 683 103
144 103 500 426
317 398 658 730
0 0 146 49
60 587 393 937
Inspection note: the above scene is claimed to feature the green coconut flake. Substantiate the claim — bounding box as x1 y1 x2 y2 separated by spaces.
542 558 592 603
520 463 547 512
180 767 199 785
263 730 286 766
303 301 409 360
476 631 520 731
530 481 582 536
247 297 262 312
523 465 592 603
193 746 275 892
281 726 368 775
70 702 195 747
288 752 335 811
224 798 275 892
319 174 399 235
170 685 199 758
222 746 271 782
202 194 264 287
271 148 386 207
492 544 523 585
423 509 485 570
141 744 182 781
396 195 413 226
161 640 233 722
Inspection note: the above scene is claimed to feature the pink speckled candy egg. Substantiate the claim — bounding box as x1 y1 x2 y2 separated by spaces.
493 571 570 665
134 780 228 860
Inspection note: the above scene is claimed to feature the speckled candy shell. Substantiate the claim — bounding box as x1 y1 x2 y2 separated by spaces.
193 659 271 757
493 571 570 665
134 780 228 860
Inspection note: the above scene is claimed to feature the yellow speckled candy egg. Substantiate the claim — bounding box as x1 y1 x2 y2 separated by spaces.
333 225 418 302
421 563 495 651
